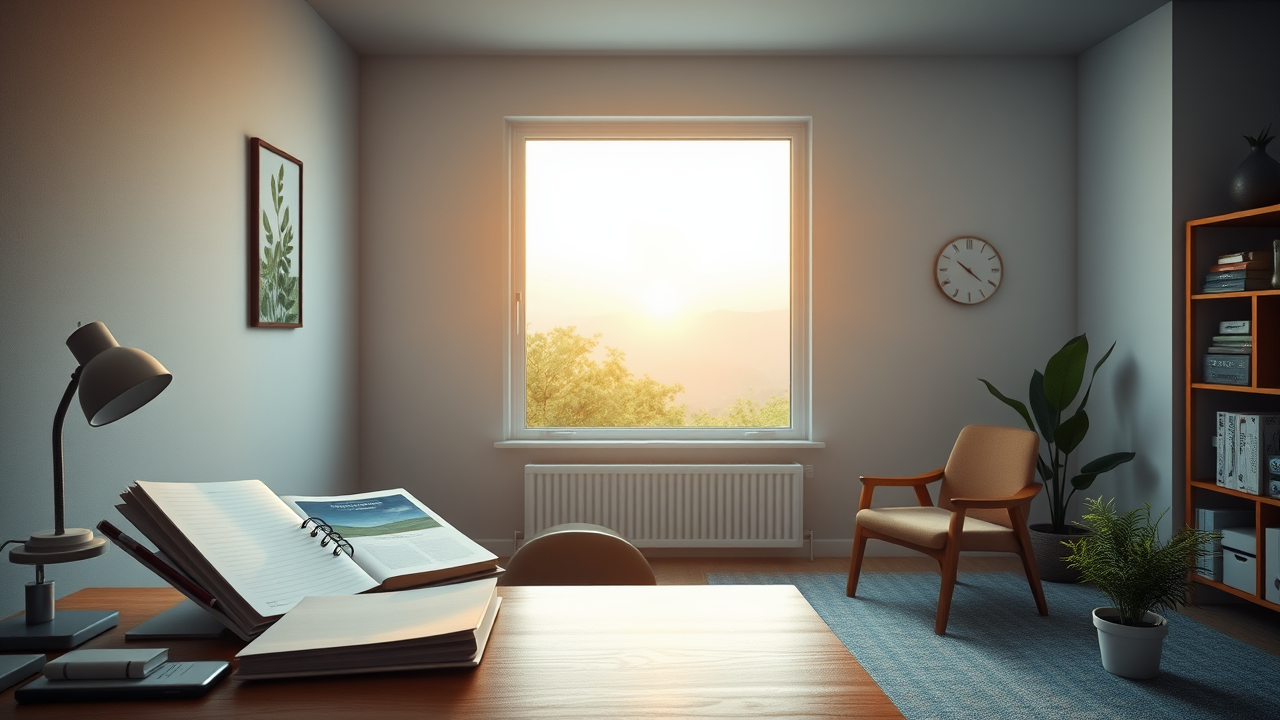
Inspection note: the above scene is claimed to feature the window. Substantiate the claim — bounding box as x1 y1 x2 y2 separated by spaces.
505 118 811 443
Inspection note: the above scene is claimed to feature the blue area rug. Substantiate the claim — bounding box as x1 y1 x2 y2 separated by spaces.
707 572 1280 720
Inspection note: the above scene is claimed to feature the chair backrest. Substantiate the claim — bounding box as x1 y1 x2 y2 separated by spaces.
499 523 657 586
936 425 1039 527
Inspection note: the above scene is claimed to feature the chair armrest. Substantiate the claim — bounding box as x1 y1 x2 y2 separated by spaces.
949 484 1041 510
856 469 942 510
858 469 945 487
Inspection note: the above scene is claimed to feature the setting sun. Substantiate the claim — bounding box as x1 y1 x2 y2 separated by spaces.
640 285 683 319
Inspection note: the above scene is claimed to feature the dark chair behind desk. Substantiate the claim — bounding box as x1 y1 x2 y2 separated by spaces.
499 523 657 586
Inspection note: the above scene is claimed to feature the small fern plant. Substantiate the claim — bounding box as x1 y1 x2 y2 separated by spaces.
1063 497 1217 626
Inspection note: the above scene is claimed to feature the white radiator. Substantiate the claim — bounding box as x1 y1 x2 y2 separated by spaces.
524 464 804 548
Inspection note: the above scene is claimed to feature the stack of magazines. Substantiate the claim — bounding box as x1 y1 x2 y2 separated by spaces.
102 480 502 640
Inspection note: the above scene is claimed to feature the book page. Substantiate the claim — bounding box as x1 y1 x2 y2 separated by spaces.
136 480 379 617
280 489 498 585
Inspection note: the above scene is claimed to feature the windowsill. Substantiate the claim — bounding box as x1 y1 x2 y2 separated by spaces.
494 440 826 449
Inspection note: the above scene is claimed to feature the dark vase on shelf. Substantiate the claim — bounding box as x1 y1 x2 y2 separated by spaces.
1229 127 1280 210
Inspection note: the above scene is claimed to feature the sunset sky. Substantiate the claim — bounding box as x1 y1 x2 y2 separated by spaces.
524 139 792 331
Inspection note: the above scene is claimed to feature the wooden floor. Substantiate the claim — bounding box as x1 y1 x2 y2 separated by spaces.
641 555 1280 658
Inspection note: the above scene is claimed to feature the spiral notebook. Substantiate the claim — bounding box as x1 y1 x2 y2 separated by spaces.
113 480 499 640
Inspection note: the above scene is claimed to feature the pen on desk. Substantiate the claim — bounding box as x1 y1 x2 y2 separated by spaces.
96 519 221 612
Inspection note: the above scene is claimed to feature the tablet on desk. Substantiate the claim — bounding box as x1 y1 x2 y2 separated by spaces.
14 661 230 703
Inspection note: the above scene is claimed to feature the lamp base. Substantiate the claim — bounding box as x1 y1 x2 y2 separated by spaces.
8 528 108 565
0 610 118 651
126 599 228 640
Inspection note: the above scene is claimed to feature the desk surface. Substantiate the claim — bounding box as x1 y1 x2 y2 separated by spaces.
2 586 902 719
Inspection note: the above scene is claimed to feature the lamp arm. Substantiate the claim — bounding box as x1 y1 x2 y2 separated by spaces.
52 366 83 536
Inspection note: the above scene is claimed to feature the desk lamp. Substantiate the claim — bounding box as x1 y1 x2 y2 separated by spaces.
0 322 171 650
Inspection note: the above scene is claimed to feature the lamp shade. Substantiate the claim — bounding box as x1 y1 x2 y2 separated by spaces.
66 322 172 426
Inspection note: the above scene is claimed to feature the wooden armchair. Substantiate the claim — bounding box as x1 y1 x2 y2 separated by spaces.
846 424 1048 635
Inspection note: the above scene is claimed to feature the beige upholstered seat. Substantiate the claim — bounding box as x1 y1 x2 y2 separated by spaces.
854 507 1020 552
846 424 1048 635
499 523 657 586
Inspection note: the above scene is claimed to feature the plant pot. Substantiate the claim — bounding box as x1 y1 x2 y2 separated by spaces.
1028 524 1088 583
1092 608 1168 679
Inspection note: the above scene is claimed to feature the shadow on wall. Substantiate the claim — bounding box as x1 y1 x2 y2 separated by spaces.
1097 352 1165 527
1114 352 1139 422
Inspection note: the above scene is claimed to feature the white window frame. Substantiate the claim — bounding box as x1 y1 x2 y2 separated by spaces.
501 117 815 447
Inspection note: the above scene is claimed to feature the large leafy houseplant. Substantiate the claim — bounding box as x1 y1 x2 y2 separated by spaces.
979 334 1135 533
1063 497 1216 626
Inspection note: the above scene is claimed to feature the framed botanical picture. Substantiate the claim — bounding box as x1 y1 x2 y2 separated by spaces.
250 137 303 327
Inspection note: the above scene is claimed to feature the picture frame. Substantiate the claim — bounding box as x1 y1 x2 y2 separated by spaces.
249 137 303 328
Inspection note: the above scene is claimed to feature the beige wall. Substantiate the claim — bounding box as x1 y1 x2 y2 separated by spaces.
359 56 1079 555
0 0 359 614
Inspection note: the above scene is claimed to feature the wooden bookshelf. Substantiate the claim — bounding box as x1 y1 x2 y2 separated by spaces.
1185 202 1280 612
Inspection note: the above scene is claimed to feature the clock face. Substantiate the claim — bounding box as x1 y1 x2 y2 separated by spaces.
935 237 1002 305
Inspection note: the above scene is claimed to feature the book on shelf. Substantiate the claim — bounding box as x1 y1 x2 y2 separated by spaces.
1219 320 1251 334
110 480 501 639
1218 412 1237 487
1208 345 1251 355
1206 269 1272 282
235 578 500 680
1210 334 1252 344
1217 250 1271 264
1204 354 1250 385
1201 278 1272 293
1209 259 1272 273
1235 414 1280 495
1216 412 1228 486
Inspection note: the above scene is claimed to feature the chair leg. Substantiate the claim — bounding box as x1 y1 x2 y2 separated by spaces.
1011 511 1048 616
846 525 868 597
934 539 962 635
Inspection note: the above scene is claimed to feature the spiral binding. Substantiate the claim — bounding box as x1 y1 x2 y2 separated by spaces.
300 517 354 558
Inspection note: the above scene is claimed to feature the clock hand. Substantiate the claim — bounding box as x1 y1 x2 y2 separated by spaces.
955 260 983 282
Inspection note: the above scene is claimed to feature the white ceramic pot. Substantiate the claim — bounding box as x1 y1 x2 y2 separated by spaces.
1092 608 1169 679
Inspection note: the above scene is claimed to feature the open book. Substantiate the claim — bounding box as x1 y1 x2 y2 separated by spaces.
112 480 500 640
235 578 500 679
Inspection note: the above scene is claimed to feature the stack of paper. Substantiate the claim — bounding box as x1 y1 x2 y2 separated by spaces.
235 578 500 679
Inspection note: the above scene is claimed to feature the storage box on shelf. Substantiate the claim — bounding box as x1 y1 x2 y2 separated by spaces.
1185 202 1280 612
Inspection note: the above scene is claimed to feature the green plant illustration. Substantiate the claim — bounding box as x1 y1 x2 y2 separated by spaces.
979 334 1135 533
1063 497 1216 626
260 164 299 323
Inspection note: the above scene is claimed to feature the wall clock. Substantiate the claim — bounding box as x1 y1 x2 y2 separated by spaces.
935 236 1002 305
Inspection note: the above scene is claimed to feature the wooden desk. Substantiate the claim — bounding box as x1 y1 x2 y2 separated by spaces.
2 586 902 719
